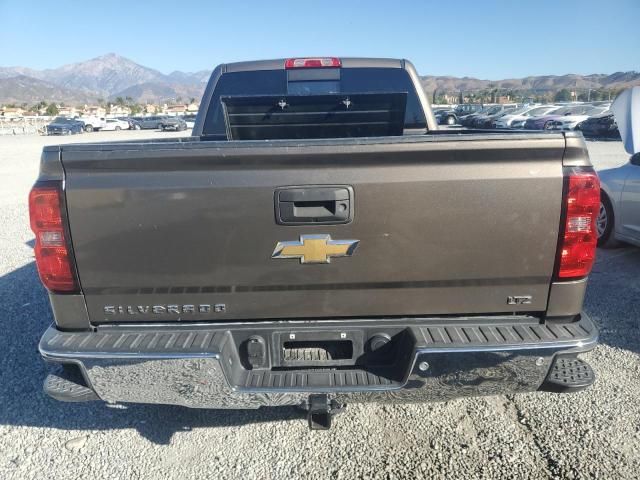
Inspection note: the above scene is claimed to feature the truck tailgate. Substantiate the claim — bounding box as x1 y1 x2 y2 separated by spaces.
60 135 566 324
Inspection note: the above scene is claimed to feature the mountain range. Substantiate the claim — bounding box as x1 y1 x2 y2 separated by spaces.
0 53 210 105
1 53 639 106
420 71 640 95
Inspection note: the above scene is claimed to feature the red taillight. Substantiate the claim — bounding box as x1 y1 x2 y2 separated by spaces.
29 182 79 292
556 169 600 279
285 57 341 69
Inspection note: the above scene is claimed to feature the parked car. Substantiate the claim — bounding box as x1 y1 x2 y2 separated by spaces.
578 112 620 139
160 116 188 131
32 56 599 430
182 114 197 128
454 104 483 116
101 118 130 131
116 117 141 130
599 153 640 247
546 105 610 131
433 108 458 126
46 117 84 135
459 105 502 127
78 116 107 132
128 118 142 130
495 105 560 128
470 105 518 128
523 105 585 130
134 116 167 129
597 87 640 248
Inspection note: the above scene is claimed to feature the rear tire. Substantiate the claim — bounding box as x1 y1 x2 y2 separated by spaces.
115 126 121 131
597 193 620 248
446 115 456 125
85 125 93 132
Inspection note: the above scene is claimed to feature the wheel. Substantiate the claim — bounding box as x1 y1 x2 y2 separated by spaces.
85 125 93 132
115 126 121 131
159 124 164 131
446 115 456 126
597 193 620 248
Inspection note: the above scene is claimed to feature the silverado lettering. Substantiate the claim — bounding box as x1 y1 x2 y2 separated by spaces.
104 304 227 315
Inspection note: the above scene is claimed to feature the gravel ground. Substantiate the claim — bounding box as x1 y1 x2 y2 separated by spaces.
0 131 638 479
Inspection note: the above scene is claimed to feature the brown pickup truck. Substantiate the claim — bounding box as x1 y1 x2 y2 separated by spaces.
31 57 599 429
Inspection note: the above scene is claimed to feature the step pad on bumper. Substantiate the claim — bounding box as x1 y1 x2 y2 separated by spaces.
539 357 595 393
44 368 99 402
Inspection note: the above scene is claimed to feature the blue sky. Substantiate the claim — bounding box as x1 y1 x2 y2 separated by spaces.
0 0 638 79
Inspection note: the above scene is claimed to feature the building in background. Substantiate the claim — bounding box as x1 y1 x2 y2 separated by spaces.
109 104 131 116
57 106 78 117
83 105 106 117
1 107 24 118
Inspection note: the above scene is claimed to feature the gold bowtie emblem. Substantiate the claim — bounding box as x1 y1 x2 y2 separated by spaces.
272 234 359 264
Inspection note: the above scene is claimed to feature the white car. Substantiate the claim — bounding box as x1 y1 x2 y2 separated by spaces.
598 88 640 248
496 105 560 128
546 105 610 131
101 118 130 131
78 116 107 132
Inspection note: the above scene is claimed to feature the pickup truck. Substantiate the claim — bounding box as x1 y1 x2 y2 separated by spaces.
31 57 599 430
78 115 107 132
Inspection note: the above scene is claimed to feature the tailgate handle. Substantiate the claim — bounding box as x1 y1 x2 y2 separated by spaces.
276 186 353 225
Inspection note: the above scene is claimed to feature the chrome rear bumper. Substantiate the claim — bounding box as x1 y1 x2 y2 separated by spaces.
39 315 597 409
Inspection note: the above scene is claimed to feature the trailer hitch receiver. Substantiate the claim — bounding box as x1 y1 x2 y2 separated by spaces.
306 394 344 430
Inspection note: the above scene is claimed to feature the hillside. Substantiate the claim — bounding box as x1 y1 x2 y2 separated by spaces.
1 53 639 105
0 75 94 105
419 72 640 94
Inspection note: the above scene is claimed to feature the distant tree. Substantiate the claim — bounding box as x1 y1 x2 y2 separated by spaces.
554 89 572 102
535 92 553 103
189 97 196 104
115 96 125 106
609 89 622 101
45 103 59 116
129 104 142 115
33 100 47 112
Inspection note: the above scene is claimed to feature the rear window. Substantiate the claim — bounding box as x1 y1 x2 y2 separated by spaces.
202 67 427 137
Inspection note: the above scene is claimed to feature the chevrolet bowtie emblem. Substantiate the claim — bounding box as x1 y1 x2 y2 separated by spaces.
272 234 359 264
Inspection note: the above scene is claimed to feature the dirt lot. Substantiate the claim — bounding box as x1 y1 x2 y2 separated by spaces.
0 131 638 479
